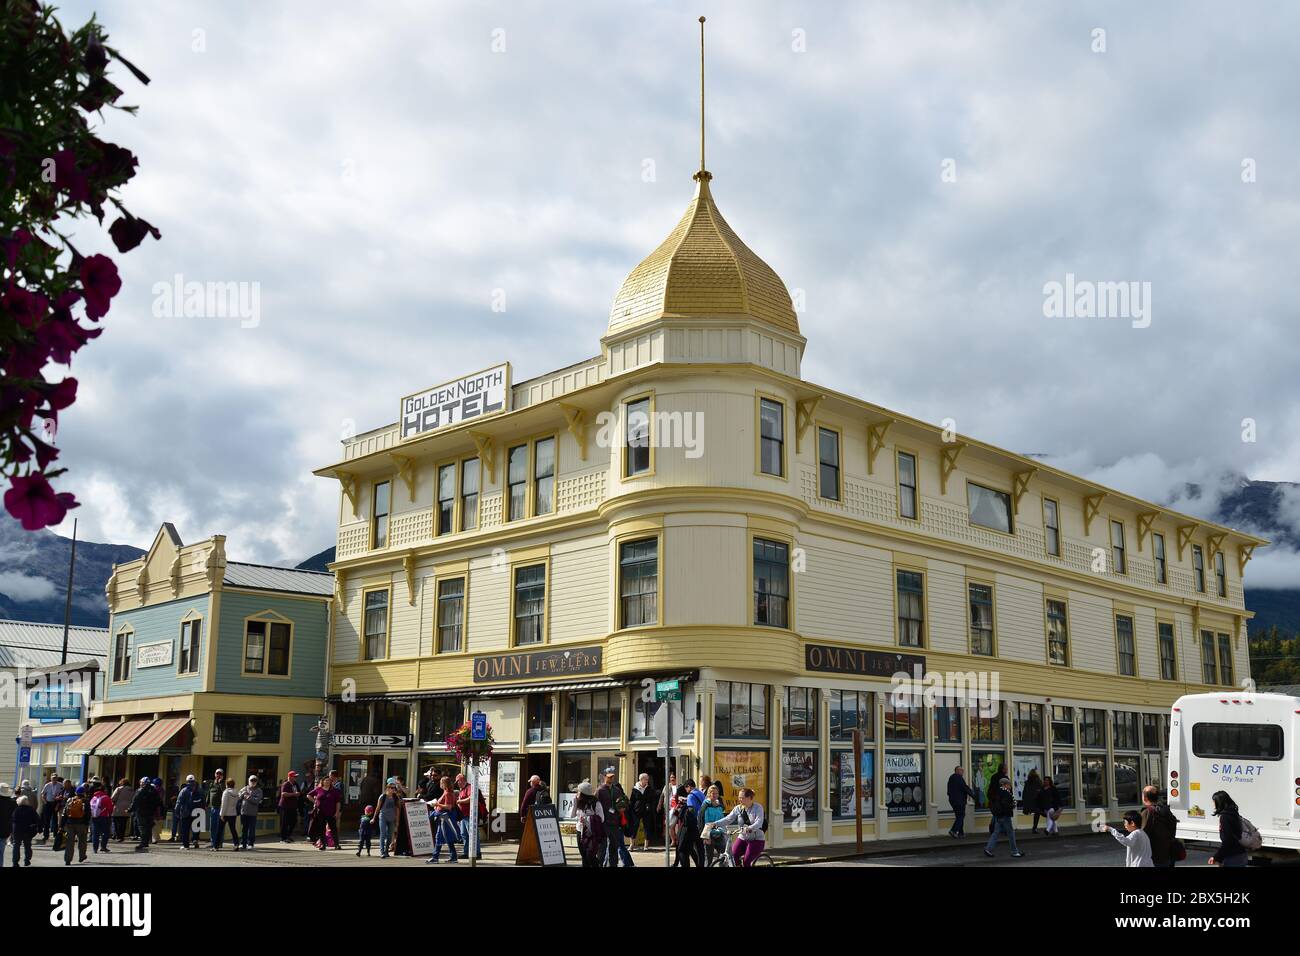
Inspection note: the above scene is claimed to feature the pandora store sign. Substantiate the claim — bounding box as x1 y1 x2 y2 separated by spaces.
399 363 511 441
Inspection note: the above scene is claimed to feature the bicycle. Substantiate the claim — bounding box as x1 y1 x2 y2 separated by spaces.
704 824 774 867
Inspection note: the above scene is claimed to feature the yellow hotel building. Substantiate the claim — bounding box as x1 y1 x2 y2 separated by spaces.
314 155 1265 846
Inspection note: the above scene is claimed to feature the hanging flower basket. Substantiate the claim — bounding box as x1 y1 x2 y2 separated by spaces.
445 720 494 764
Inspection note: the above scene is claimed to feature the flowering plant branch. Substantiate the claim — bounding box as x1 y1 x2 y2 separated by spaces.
0 1 159 529
444 720 494 764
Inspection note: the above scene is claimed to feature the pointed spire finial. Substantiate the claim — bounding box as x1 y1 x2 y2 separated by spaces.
694 15 712 184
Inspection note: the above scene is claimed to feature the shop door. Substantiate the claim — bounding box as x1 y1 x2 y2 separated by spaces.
336 754 384 828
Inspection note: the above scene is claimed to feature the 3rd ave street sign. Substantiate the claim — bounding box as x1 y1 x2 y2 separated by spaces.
331 734 412 748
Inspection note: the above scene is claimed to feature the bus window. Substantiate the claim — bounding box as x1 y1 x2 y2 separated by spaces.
1191 723 1283 761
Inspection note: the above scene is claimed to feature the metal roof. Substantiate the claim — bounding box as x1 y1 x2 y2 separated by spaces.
223 562 334 596
0 620 108 669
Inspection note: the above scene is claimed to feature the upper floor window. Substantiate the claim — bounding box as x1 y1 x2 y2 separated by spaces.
817 427 841 501
897 451 918 520
513 564 546 646
884 696 924 741
373 701 410 736
436 578 465 653
179 617 202 675
1110 520 1126 574
968 483 1013 534
1046 598 1069 665
828 690 874 741
371 480 391 549
1051 706 1075 745
420 698 464 746
968 583 994 656
1200 630 1217 684
1112 711 1140 751
363 589 389 661
896 570 925 647
782 686 819 739
1192 545 1205 593
1043 498 1061 556
625 397 651 477
1158 622 1177 680
714 681 769 738
1217 633 1234 686
1213 550 1227 598
112 627 132 683
758 398 785 477
971 705 1004 743
1080 708 1106 748
507 444 528 521
533 437 556 515
564 690 621 741
753 538 790 628
1012 702 1044 746
1115 615 1136 676
459 458 479 531
436 464 455 535
244 617 290 676
1152 532 1167 584
619 538 658 628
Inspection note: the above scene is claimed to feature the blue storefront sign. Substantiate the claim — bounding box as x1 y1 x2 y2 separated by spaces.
29 691 82 722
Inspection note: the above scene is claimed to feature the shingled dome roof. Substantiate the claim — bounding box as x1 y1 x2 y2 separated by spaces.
608 173 798 335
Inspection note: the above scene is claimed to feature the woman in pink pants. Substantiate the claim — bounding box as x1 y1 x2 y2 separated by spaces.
712 787 766 867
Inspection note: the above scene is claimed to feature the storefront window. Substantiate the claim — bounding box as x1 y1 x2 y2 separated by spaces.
559 752 591 812
883 696 923 741
419 699 463 746
371 701 409 737
335 702 369 735
971 751 1005 809
1012 702 1044 746
829 749 874 820
932 704 961 743
1114 755 1140 805
246 756 279 811
633 685 697 739
970 704 1003 743
713 750 769 808
1081 756 1107 807
1051 752 1075 808
212 714 281 744
1112 711 1139 751
526 694 553 744
828 689 874 741
884 750 926 817
782 686 818 739
1141 714 1164 752
1080 708 1106 748
714 682 769 739
563 690 620 742
1050 706 1074 745
780 749 818 823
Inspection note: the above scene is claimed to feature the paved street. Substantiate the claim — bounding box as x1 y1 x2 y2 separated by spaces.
811 835 1216 867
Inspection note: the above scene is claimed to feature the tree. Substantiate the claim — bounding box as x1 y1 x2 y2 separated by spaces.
1 1 158 530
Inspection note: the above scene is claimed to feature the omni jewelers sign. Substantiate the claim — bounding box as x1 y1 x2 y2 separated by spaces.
399 363 511 441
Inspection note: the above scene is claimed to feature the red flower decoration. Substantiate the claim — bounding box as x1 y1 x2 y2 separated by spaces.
3 473 78 531
79 253 121 320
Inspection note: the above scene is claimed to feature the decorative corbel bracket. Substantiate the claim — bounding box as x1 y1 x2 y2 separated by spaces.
336 470 359 515
403 553 417 606
1136 512 1158 552
390 454 417 502
795 395 823 455
560 403 588 461
1176 523 1200 562
1237 543 1255 577
939 441 966 496
469 431 496 483
205 537 226 588
1083 492 1108 537
135 565 150 605
1011 468 1038 515
1206 532 1226 561
866 419 893 475
334 569 347 613
169 553 183 596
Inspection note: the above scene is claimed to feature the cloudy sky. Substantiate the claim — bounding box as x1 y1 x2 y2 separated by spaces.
43 0 1300 584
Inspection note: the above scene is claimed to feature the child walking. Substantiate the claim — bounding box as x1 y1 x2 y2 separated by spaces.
357 804 375 856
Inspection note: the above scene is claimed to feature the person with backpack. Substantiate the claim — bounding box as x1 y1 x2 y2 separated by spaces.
174 775 202 849
238 775 263 849
128 776 160 853
983 777 1024 859
519 774 546 824
205 770 227 849
1208 791 1251 867
89 784 113 853
1101 810 1154 866
60 785 91 864
573 781 606 868
673 782 704 867
711 787 766 867
1139 785 1178 867
597 769 634 867
1037 775 1063 835
699 784 727 866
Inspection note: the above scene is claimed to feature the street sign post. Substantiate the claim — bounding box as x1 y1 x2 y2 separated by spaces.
470 711 487 740
655 679 681 701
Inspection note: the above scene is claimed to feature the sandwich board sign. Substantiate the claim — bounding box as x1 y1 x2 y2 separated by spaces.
515 803 567 866
404 799 435 857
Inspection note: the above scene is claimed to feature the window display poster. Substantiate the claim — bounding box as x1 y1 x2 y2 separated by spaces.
1013 754 1043 802
836 749 874 818
496 760 521 813
780 749 818 822
972 751 1004 808
933 750 961 806
714 750 768 807
884 750 926 817
347 759 366 801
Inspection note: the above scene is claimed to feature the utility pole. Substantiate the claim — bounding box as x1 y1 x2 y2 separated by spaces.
60 518 77 665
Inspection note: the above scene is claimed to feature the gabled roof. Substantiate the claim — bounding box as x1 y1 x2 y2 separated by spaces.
223 562 334 597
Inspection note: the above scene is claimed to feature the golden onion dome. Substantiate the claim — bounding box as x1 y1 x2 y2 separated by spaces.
608 171 799 335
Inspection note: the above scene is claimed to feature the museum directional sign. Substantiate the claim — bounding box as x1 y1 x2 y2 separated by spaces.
473 645 602 683
330 733 412 748
804 643 926 679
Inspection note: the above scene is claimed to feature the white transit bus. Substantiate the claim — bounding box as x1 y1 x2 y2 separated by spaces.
1167 692 1300 857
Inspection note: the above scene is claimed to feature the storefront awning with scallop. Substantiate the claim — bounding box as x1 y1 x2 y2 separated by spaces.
62 720 121 757
127 715 192 755
93 718 155 756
